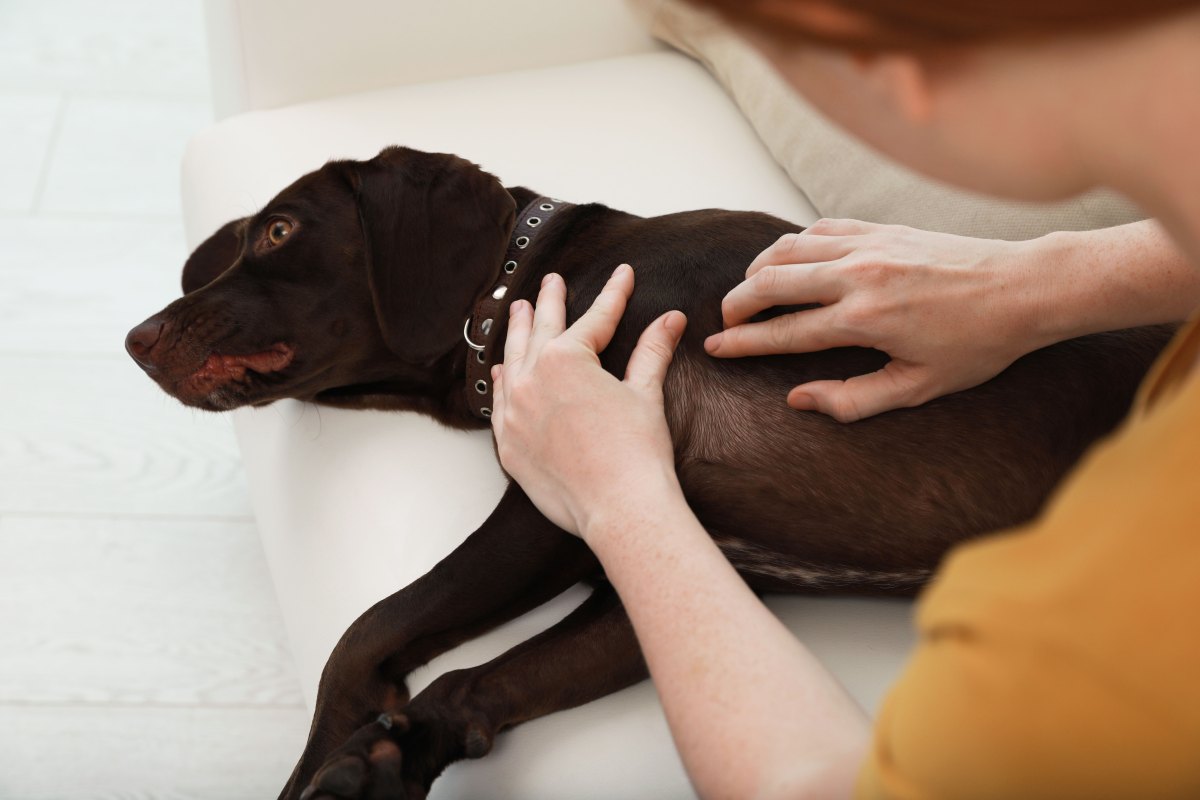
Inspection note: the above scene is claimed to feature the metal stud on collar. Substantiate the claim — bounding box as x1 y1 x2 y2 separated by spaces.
465 195 572 422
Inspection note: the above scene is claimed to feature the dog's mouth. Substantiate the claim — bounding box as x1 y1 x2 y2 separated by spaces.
175 342 296 408
190 344 295 383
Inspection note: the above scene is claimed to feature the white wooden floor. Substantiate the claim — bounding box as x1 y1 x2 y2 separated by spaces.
0 2 309 797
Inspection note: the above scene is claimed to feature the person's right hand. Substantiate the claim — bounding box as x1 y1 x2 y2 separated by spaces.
705 218 1049 422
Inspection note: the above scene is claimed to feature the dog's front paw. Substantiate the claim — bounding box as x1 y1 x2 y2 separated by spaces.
300 704 493 800
299 713 410 800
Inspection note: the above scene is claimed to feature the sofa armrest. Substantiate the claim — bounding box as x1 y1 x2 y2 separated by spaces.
203 0 662 118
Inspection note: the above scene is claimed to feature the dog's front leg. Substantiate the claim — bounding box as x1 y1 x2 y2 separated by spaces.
299 583 644 800
280 485 595 799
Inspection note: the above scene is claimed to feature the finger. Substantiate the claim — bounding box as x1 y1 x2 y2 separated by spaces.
564 263 635 354
745 228 860 279
502 299 533 370
527 273 568 359
489 364 505 437
787 362 929 422
722 261 845 328
707 306 853 358
804 218 878 237
625 310 687 396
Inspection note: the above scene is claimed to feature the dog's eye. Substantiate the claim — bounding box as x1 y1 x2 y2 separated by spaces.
266 219 294 246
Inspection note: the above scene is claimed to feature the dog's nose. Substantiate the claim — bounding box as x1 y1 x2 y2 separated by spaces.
125 319 165 368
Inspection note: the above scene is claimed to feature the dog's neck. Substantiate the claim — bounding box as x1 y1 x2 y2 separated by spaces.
461 192 575 421
326 189 575 429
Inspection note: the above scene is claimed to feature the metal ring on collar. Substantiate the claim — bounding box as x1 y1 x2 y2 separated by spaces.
463 317 485 352
516 235 530 248
527 216 541 227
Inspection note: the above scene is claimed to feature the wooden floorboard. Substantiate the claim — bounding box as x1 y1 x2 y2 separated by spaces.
0 516 303 708
0 705 308 800
0 3 310 794
0 356 250 518
0 216 186 356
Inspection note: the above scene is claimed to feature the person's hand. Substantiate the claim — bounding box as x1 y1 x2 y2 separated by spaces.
705 218 1048 422
491 264 687 539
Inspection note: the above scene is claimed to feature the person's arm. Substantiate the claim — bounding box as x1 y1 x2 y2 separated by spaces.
491 267 867 799
707 218 1198 422
1027 219 1198 339
586 478 869 800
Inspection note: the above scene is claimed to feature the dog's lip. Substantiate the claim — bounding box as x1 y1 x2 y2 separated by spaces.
187 342 295 383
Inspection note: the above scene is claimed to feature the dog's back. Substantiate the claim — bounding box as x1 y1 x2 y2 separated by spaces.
541 205 1172 592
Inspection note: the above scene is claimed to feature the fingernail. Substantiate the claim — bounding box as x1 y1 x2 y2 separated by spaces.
704 333 722 352
613 263 631 279
490 364 501 380
664 311 686 337
541 274 553 288
789 391 815 410
509 300 523 317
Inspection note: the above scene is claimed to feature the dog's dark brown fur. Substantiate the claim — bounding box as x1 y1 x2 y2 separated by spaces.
127 146 1172 799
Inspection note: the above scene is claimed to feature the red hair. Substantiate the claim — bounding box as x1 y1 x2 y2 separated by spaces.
686 0 1200 50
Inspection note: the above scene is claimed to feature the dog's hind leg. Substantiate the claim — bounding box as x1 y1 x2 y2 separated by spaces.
279 484 597 799
299 582 643 800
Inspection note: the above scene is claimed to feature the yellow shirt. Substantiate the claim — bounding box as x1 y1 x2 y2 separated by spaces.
856 317 1200 800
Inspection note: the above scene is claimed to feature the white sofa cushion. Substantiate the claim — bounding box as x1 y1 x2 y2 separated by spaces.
203 0 661 118
182 51 914 799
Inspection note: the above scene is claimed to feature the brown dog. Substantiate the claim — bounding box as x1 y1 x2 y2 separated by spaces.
126 146 1171 799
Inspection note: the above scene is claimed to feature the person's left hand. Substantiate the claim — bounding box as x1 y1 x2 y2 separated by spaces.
490 264 687 539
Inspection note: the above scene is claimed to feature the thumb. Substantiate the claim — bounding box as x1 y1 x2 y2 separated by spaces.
788 362 929 422
625 311 687 397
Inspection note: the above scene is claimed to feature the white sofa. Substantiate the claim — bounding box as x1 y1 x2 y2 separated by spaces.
185 2 915 797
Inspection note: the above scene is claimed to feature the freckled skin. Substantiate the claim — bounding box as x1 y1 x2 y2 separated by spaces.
126 147 1173 799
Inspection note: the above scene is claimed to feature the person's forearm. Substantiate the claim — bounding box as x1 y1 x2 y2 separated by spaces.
1022 219 1200 345
584 477 869 800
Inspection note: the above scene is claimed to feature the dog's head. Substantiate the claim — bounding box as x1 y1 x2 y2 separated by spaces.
126 146 516 411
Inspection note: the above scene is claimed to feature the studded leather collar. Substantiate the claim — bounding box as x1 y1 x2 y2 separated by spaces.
464 196 573 420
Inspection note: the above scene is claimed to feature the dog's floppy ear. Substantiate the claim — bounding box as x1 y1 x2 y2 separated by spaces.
351 146 516 363
182 218 248 294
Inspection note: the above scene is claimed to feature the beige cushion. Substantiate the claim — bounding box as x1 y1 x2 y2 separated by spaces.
628 0 1144 240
